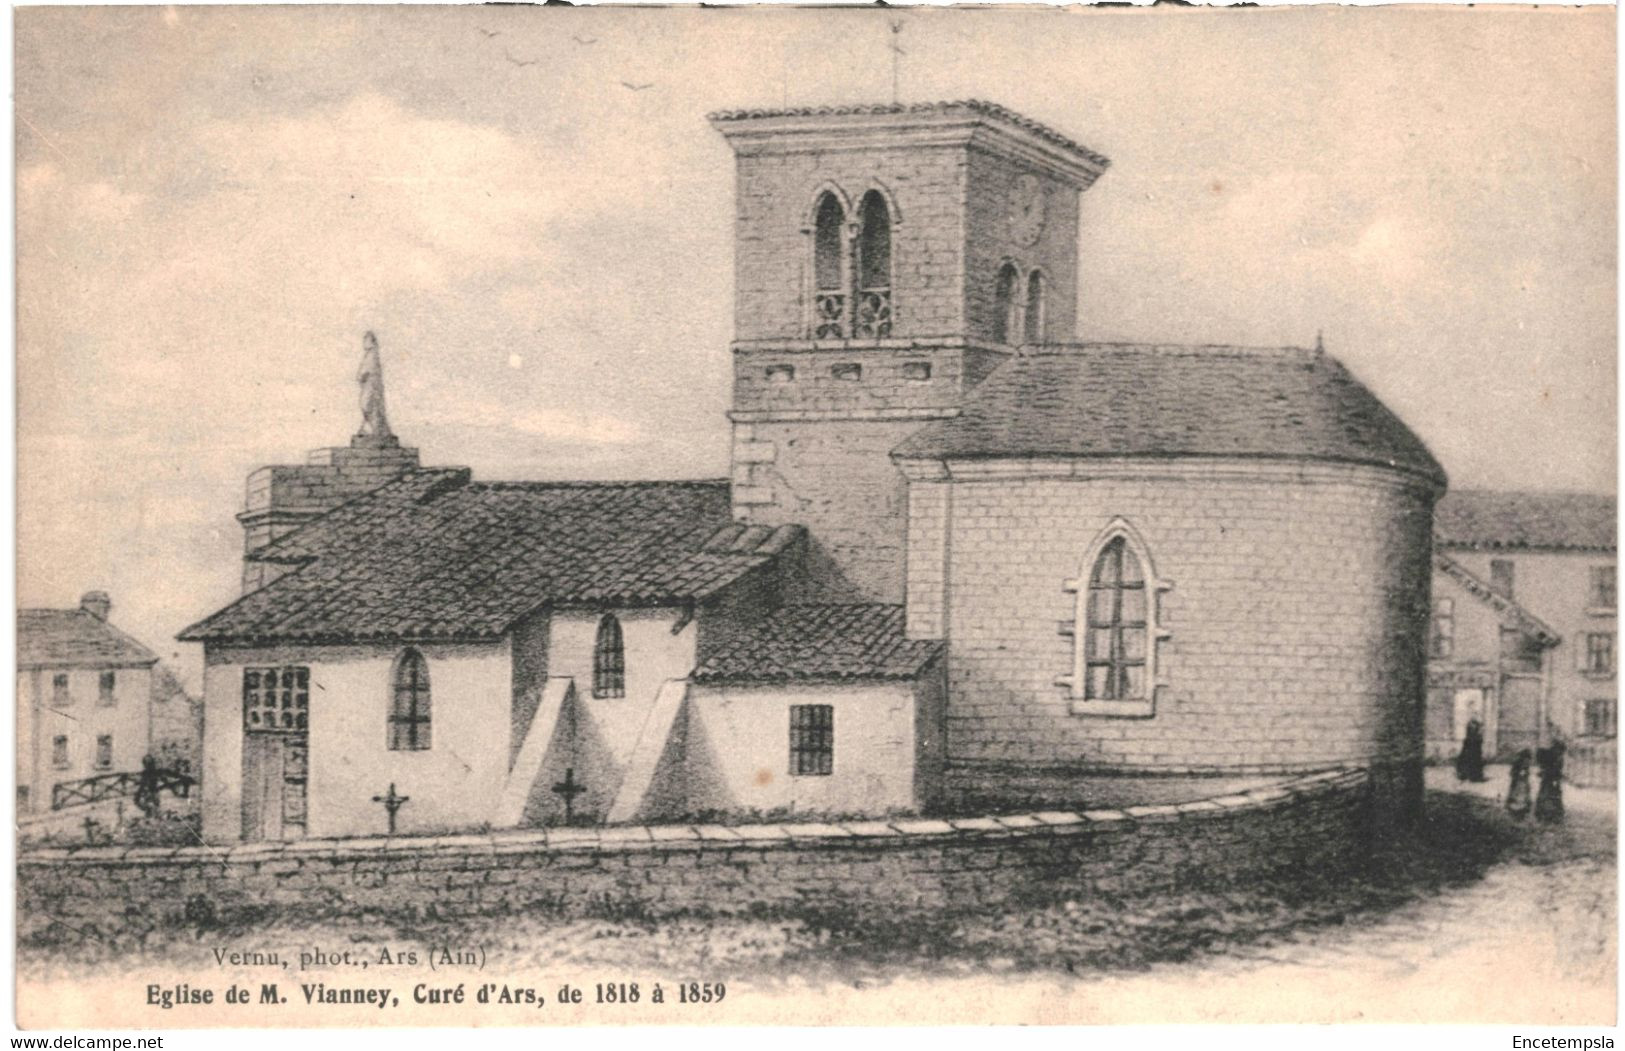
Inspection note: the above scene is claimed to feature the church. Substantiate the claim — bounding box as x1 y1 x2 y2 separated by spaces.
181 101 1445 844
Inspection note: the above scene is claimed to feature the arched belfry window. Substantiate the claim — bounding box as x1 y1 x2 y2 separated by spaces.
993 263 1021 344
388 649 432 751
593 613 626 699
854 190 893 338
1058 520 1170 717
812 192 848 339
1024 269 1046 343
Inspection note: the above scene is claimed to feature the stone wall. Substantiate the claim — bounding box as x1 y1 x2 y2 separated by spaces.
907 459 1434 817
18 769 1369 938
725 142 968 341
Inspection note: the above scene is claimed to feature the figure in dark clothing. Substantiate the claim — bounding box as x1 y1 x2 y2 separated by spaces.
1455 719 1487 783
1505 749 1532 819
133 755 162 818
1535 739 1566 824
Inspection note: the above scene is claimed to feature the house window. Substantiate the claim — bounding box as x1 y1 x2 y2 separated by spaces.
1583 698 1617 737
388 649 432 751
593 614 626 699
94 734 113 770
902 361 931 382
16 786 28 811
765 364 795 384
98 670 116 707
1060 520 1167 715
51 736 69 769
812 191 847 338
1430 599 1455 659
993 262 1021 344
1591 566 1616 610
1024 269 1046 343
854 190 893 338
1583 633 1615 676
243 666 309 732
1500 627 1543 674
789 704 834 776
51 673 70 707
1490 559 1515 598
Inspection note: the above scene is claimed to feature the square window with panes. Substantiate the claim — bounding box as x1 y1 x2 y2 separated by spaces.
1583 698 1617 738
51 673 70 707
95 734 113 770
1584 633 1615 676
1592 566 1616 610
789 704 833 776
243 667 310 732
98 670 116 707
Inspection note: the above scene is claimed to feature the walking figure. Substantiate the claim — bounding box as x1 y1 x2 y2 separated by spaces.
1505 749 1532 819
1455 718 1487 783
1534 738 1566 824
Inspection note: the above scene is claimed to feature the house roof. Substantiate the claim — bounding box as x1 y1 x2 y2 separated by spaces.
891 344 1446 486
18 609 160 669
1434 490 1616 553
690 604 945 684
1433 552 1561 646
179 471 802 644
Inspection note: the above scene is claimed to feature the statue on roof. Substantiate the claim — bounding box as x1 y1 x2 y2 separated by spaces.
356 331 395 442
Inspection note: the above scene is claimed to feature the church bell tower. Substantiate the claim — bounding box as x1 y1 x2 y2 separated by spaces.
710 101 1109 601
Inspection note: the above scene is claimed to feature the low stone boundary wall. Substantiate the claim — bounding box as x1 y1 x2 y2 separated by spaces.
18 769 1371 940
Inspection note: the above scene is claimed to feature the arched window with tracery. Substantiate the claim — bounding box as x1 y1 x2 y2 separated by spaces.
1024 269 1046 343
1059 520 1170 717
854 190 893 338
993 262 1021 344
389 649 432 751
593 613 626 699
812 192 847 339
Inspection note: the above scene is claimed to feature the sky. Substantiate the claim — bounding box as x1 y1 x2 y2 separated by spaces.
14 5 1616 688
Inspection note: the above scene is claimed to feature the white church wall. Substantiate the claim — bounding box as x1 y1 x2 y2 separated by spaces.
546 607 697 820
685 681 920 817
200 641 512 842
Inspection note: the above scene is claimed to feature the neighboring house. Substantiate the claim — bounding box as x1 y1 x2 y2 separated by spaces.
17 592 159 815
1426 490 1617 775
182 101 1443 843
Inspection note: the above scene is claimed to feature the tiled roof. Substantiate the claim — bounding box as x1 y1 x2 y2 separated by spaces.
891 344 1445 485
707 100 1111 169
19 610 160 668
691 604 944 684
1434 552 1560 646
180 472 803 644
1434 490 1616 552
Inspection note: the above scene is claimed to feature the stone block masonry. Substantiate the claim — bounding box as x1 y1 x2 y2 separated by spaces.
18 769 1370 938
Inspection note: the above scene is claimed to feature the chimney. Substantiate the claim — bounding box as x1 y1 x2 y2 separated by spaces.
80 591 111 620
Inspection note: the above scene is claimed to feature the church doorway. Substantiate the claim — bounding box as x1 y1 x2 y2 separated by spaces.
241 667 310 841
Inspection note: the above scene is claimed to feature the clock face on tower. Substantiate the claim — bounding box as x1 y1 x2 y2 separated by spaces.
1009 174 1047 247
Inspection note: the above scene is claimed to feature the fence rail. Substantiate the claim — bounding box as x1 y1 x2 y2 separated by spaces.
51 767 195 813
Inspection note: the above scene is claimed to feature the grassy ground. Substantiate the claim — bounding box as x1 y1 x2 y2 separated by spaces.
21 783 1609 986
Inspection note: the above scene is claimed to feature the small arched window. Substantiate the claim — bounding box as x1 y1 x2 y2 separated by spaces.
854 190 893 338
993 263 1021 344
593 614 626 699
1024 269 1046 343
389 649 431 751
1059 520 1169 717
812 192 847 339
